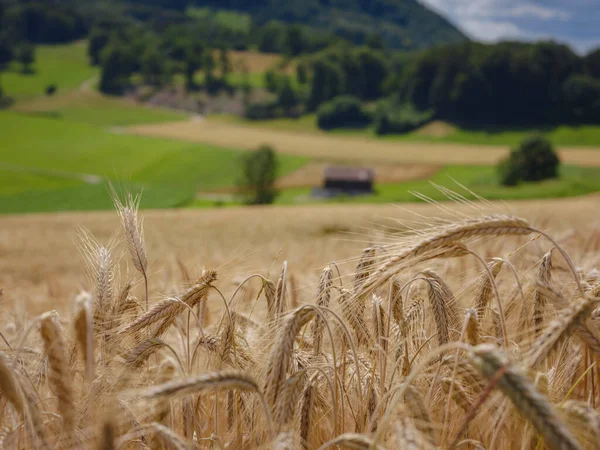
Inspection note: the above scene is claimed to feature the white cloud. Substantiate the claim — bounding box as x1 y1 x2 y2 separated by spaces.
508 4 569 20
459 19 522 41
418 0 593 51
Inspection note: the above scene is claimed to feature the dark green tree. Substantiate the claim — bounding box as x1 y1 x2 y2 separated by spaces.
257 21 284 53
99 44 135 95
366 33 384 50
307 58 345 111
296 62 307 85
0 36 13 100
284 25 304 57
203 51 216 92
277 78 298 115
218 47 231 82
317 95 371 130
585 48 600 78
562 74 600 122
88 28 110 66
17 43 35 73
141 47 169 86
499 135 560 186
238 145 279 205
184 43 203 91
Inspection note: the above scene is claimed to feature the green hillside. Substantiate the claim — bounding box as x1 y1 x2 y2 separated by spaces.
103 0 466 50
0 112 308 213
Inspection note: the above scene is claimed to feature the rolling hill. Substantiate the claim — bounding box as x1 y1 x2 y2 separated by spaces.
122 0 467 50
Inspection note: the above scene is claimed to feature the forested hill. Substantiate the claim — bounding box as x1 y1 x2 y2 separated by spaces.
123 0 467 50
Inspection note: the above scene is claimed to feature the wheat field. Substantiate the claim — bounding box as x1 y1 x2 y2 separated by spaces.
1 192 600 449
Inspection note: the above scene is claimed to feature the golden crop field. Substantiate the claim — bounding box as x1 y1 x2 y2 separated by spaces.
1 192 600 448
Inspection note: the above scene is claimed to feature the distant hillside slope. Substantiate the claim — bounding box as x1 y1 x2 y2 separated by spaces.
124 0 467 50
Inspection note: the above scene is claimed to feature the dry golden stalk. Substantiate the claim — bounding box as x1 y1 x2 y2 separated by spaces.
273 430 300 450
40 311 75 432
471 344 583 450
0 352 25 417
275 262 288 317
404 384 436 445
264 279 277 320
299 380 315 449
312 267 333 356
218 314 236 366
559 400 600 441
141 370 260 399
533 249 554 336
390 278 404 327
421 269 459 346
474 260 503 321
276 371 306 426
440 355 486 394
123 337 166 368
395 413 437 450
118 270 217 338
115 281 132 314
73 291 94 382
264 307 316 408
317 433 384 450
357 215 531 297
441 377 473 413
526 294 600 367
99 420 116 450
465 308 480 346
112 191 149 308
353 247 376 293
149 422 191 450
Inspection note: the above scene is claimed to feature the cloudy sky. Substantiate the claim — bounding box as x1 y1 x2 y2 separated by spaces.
419 0 600 53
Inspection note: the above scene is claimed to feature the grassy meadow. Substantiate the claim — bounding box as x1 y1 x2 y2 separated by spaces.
3 41 600 215
0 112 307 213
2 41 97 101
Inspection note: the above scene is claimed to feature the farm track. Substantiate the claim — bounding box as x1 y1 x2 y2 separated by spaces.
128 119 600 166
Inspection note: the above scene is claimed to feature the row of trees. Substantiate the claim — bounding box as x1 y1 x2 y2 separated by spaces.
92 24 234 95
291 40 600 130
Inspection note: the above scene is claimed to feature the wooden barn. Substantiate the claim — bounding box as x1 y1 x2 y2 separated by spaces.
315 166 375 197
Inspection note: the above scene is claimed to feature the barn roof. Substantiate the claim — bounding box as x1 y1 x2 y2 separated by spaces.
323 166 375 182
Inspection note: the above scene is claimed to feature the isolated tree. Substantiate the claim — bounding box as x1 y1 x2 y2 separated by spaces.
238 145 279 205
18 43 35 73
499 135 560 186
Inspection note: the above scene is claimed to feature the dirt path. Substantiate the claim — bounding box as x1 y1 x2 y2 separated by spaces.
128 119 600 166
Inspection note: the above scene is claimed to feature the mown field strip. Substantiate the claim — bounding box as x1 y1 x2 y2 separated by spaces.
128 119 600 166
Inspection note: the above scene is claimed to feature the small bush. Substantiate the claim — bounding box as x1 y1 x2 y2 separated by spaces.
244 99 279 120
317 96 371 130
45 84 57 96
499 135 560 186
374 101 432 135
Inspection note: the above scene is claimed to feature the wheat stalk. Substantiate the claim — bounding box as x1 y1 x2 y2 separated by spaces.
471 344 583 450
40 311 75 432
